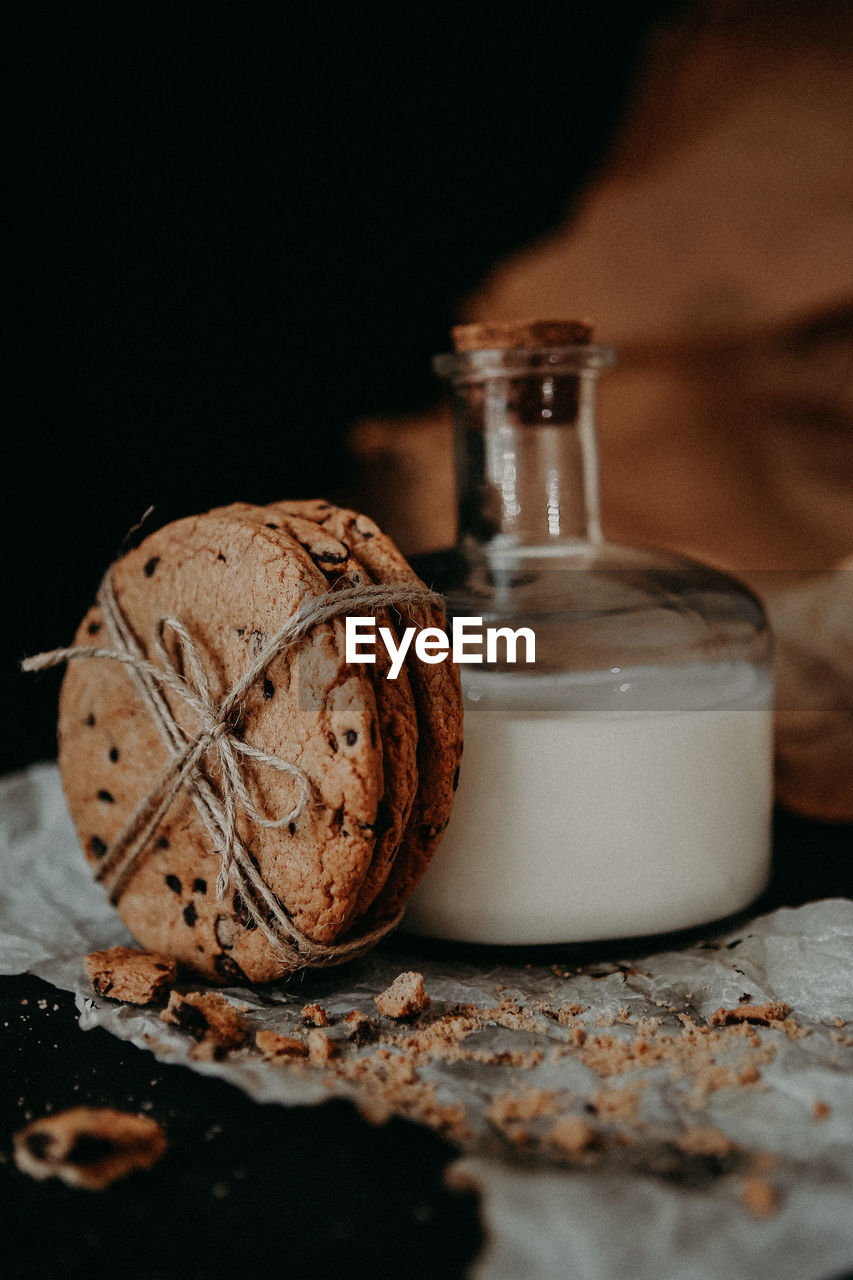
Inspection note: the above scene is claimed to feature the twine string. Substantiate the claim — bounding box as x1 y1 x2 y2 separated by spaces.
23 570 443 969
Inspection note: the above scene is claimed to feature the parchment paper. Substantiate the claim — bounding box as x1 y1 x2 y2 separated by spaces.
2 763 852 1280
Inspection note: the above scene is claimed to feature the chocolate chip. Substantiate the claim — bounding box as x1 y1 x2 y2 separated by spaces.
311 549 348 566
344 729 358 746
94 978 114 997
87 620 102 636
67 1134 117 1165
193 878 207 895
328 733 338 753
452 765 461 791
157 835 170 849
288 822 296 836
25 1131 53 1160
263 677 274 700
264 522 279 529
97 789 115 804
331 807 344 831
144 556 160 578
89 835 108 858
165 874 182 894
173 1003 209 1038
217 552 227 563
183 903 197 928
85 713 96 727
214 953 248 984
109 746 120 763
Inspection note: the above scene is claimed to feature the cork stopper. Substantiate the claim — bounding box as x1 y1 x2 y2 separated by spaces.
451 319 593 353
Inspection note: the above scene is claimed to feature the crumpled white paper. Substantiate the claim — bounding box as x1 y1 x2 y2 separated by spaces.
2 762 852 1280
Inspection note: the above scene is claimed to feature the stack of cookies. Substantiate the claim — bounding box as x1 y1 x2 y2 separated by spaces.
57 501 463 982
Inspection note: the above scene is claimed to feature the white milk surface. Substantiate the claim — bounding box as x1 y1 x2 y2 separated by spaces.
405 664 774 943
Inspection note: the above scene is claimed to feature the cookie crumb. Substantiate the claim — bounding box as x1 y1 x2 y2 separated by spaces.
710 1001 789 1027
307 1029 336 1064
589 1084 645 1123
302 1003 329 1027
812 1100 831 1120
548 1115 596 1156
675 1126 736 1157
14 1107 166 1190
160 990 248 1057
344 1010 375 1044
741 1176 778 1217
375 971 431 1020
486 1089 558 1128
85 946 177 1006
255 1030 307 1061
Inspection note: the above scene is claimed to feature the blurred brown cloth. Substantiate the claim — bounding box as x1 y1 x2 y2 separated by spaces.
350 1 853 820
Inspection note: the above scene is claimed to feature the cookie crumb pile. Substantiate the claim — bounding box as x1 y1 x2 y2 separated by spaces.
50 502 463 982
83 949 844 1220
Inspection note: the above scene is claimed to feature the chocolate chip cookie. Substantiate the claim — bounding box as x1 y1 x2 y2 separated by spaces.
58 509 386 982
268 501 464 925
208 501 420 917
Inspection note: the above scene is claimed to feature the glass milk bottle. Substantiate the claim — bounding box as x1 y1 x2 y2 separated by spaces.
405 320 774 944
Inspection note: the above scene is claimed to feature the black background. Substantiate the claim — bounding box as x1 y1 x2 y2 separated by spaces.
7 0 674 772
5 5 851 1276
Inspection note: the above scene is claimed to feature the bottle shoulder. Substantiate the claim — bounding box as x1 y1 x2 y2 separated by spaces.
412 541 771 677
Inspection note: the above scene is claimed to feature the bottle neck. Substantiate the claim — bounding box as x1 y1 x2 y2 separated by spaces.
450 361 604 564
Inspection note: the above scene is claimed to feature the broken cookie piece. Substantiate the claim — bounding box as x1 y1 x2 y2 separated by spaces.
160 990 248 1060
306 1028 336 1064
301 1003 330 1027
255 1029 308 1061
344 1009 376 1044
85 945 177 1005
14 1107 166 1190
374 971 431 1020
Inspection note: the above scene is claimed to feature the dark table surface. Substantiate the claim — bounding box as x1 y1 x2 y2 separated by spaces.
1 805 850 1280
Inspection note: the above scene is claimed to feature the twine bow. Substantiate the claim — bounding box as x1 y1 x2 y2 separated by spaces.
143 612 316 902
23 570 444 969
